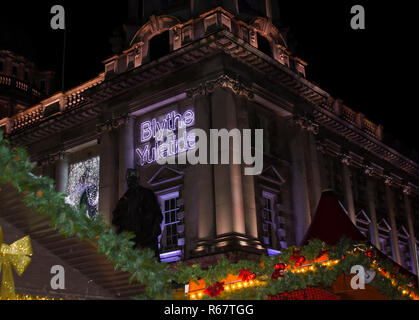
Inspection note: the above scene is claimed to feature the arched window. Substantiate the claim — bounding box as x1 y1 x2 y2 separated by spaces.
149 30 171 61
257 33 272 57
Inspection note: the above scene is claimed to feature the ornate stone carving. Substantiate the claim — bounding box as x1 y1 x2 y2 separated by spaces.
364 165 374 177
293 114 319 135
341 154 352 166
402 185 412 196
96 115 131 133
186 75 254 100
37 151 68 167
384 175 394 187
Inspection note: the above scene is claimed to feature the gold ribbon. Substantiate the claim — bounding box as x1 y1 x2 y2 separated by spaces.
0 226 33 300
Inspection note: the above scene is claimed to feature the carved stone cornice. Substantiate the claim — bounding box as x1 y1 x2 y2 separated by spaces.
186 74 254 100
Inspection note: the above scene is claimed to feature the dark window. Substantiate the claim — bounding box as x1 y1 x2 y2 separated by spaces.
161 0 186 10
24 71 29 81
12 66 17 76
149 30 171 61
40 80 46 92
0 61 3 71
239 0 265 15
257 34 272 57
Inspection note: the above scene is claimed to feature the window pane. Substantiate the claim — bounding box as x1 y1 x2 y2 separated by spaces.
66 156 100 218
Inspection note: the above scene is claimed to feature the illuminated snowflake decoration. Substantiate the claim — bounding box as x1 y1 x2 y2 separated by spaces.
66 156 100 218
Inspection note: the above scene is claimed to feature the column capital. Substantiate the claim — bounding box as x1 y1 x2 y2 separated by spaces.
403 185 412 196
384 175 394 187
293 114 319 135
364 165 374 177
96 114 131 133
38 151 69 166
340 153 352 166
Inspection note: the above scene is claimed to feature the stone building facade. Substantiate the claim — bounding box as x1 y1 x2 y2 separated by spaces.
1 0 418 273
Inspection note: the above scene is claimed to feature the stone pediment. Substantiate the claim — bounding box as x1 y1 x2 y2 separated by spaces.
259 165 285 186
356 210 371 224
378 219 392 232
147 165 184 187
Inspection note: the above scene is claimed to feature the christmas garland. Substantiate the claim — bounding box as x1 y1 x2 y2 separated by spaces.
0 132 173 299
1 132 418 300
173 237 419 300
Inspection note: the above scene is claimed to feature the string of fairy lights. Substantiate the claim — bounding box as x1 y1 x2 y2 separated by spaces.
186 253 418 300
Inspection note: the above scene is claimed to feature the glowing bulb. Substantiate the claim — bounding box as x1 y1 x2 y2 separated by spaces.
191 294 196 300
225 286 230 291
244 282 248 287
232 285 236 290
198 292 203 298
238 283 242 288
249 281 254 286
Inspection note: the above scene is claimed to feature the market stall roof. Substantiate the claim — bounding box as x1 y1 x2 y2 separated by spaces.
301 190 366 246
301 190 418 285
0 183 144 299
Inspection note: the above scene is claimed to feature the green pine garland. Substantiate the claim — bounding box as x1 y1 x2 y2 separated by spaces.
0 132 172 299
1 131 418 300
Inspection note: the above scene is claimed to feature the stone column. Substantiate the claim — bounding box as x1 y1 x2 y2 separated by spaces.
236 95 258 240
384 178 402 264
211 88 246 236
118 116 135 198
307 132 322 213
55 152 70 194
98 128 119 224
342 155 356 224
193 94 215 241
289 126 311 245
366 175 380 249
403 186 418 274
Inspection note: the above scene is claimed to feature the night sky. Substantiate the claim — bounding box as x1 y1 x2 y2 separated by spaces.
1 1 417 155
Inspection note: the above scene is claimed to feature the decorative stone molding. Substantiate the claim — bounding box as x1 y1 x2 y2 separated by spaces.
403 185 412 196
384 175 394 187
96 115 131 133
186 74 254 100
37 151 69 167
293 114 319 135
364 165 375 177
341 154 352 166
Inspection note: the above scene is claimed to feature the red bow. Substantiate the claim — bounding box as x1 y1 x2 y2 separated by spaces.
290 250 306 267
271 263 286 279
238 269 256 282
204 281 225 297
